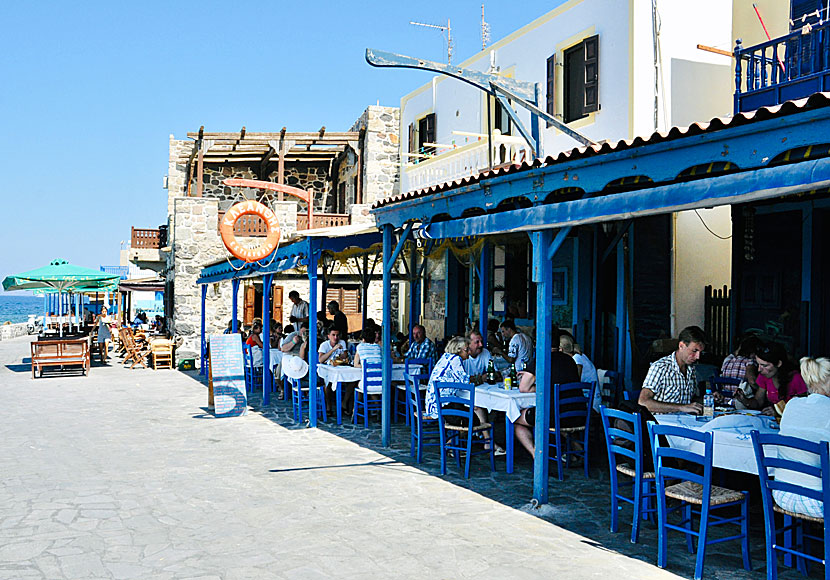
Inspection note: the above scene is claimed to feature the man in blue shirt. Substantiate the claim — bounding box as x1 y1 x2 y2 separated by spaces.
405 324 437 364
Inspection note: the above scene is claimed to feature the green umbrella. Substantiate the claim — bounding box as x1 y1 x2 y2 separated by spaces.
2 259 120 292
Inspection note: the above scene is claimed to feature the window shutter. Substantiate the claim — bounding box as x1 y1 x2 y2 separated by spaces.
425 112 436 146
546 53 556 127
243 285 257 326
408 122 415 155
582 35 599 114
342 289 361 314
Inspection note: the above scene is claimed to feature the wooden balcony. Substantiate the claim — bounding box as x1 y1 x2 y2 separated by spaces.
217 212 350 236
131 228 161 249
297 213 350 230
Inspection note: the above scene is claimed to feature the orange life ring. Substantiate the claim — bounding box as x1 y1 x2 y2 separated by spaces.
219 200 281 262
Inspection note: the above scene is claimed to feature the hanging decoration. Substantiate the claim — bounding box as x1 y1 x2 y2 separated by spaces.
219 200 281 262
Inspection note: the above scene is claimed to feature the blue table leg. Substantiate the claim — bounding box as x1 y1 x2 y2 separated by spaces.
336 380 342 425
506 416 515 474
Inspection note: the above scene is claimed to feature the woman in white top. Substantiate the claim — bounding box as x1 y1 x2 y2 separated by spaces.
775 356 830 519
96 306 112 363
353 326 382 367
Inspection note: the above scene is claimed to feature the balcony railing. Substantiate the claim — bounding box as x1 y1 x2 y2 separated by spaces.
218 212 350 236
404 131 535 193
734 22 830 113
297 213 350 230
131 228 161 249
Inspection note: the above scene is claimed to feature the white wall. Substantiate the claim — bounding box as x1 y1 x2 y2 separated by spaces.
672 207 733 334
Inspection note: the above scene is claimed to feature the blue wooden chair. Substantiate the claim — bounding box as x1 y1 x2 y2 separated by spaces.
434 381 495 478
242 344 263 394
602 369 623 407
354 361 383 427
623 388 642 403
599 406 656 544
710 376 741 402
395 357 432 425
549 381 595 480
647 422 751 580
405 371 440 463
289 376 326 423
751 431 830 580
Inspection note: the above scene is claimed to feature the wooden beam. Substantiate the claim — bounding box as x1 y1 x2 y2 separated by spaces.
697 44 733 57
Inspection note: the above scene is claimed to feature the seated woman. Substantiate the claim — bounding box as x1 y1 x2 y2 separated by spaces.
512 351 580 458
736 342 807 414
245 320 264 369
774 356 830 519
425 336 473 418
353 326 382 367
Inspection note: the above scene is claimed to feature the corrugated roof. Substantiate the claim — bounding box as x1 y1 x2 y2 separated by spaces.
372 92 830 210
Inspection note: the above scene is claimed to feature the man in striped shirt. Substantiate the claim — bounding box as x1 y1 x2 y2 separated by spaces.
639 326 706 415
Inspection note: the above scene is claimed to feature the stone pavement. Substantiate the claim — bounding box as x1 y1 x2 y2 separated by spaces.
0 335 811 579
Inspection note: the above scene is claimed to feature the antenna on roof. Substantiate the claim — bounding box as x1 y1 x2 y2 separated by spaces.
481 4 490 50
410 19 453 64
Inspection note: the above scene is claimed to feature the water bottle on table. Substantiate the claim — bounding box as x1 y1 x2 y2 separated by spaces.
703 388 714 417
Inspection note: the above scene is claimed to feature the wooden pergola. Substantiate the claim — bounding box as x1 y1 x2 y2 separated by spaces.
181 126 364 201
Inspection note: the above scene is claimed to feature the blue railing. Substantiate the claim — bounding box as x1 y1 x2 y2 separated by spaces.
734 21 830 113
100 266 129 280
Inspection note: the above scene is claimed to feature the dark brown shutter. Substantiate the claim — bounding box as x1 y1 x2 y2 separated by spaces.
342 289 361 314
408 122 415 155
583 35 599 114
243 285 257 326
424 113 436 154
546 53 556 127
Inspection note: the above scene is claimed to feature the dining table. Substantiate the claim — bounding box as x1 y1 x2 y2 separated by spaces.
655 410 780 474
469 383 536 474
316 362 421 425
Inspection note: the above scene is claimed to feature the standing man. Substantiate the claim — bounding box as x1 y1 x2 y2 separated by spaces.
499 319 534 371
638 325 706 414
327 300 349 337
288 290 309 326
404 324 437 364
464 329 492 383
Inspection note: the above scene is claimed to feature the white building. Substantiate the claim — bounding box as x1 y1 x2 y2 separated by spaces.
396 0 752 335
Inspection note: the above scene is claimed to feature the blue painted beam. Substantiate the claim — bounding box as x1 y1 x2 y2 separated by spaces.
385 223 413 274
373 106 830 228
531 229 554 504
200 284 207 376
308 241 319 428
478 240 489 344
381 224 393 447
414 157 830 240
231 279 240 334
546 227 571 261
262 274 272 406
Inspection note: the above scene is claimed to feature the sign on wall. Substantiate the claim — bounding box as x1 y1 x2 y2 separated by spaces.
207 334 248 417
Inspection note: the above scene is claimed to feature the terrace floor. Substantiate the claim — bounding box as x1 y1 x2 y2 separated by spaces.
0 334 816 579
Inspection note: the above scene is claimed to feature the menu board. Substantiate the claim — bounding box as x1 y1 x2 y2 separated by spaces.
207 334 247 417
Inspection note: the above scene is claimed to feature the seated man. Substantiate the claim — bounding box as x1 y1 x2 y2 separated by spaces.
499 319 534 371
403 324 437 364
280 323 308 358
638 326 705 415
318 327 349 414
463 329 492 384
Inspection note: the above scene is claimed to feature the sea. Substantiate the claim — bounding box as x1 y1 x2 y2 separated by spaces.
0 295 45 324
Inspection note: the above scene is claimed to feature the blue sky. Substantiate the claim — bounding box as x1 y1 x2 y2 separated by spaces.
0 0 564 293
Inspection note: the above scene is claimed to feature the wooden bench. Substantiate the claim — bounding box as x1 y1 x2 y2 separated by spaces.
31 339 90 378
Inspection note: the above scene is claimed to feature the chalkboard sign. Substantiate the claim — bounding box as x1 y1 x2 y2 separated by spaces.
207 334 247 417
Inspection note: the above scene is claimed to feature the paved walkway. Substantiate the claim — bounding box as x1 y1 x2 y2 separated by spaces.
0 335 805 579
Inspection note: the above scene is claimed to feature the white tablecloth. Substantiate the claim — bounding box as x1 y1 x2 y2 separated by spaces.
317 363 418 393
473 384 536 423
656 412 779 474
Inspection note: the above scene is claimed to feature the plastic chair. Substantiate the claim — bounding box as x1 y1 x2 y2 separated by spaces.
599 406 656 544
647 422 752 580
354 361 383 427
549 381 595 480
242 344 263 394
434 381 495 478
289 376 326 423
396 357 432 425
405 371 440 463
751 431 830 580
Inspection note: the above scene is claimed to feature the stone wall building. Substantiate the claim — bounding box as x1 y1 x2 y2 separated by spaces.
162 106 400 362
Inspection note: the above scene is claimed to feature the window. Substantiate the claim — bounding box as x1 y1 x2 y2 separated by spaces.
561 34 599 124
494 99 511 135
326 286 361 314
417 113 436 156
546 54 556 127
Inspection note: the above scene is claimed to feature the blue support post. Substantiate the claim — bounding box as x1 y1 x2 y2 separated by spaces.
615 241 625 382
382 224 394 446
408 245 417 342
231 279 240 333
308 242 320 428
478 241 490 345
531 229 555 504
531 84 542 159
262 274 272 405
200 284 207 376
